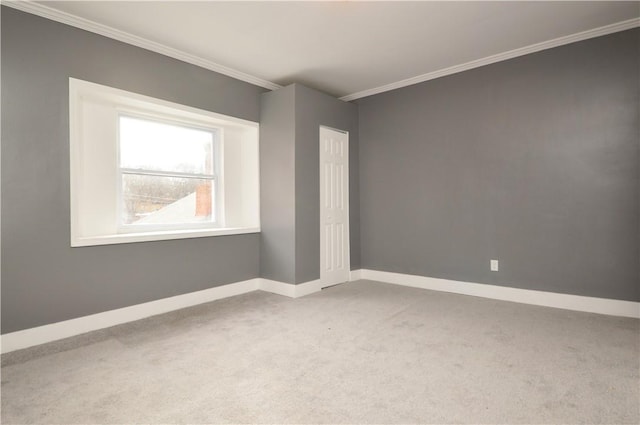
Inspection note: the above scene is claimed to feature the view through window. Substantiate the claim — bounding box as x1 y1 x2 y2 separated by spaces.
118 116 219 229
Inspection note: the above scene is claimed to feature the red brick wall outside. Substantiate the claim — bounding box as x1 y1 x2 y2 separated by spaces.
195 182 212 217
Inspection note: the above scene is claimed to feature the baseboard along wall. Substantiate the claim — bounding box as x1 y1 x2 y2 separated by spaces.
359 269 640 319
0 278 322 354
3 269 638 354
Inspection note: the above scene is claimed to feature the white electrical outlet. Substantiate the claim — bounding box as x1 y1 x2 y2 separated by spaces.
490 260 499 272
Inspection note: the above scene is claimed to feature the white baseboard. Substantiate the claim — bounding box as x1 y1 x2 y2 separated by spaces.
358 269 640 319
258 278 296 297
7 269 632 354
0 276 328 354
1 278 261 354
291 279 323 297
258 278 322 298
260 270 362 297
349 269 362 281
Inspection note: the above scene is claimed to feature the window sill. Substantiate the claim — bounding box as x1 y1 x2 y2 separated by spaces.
71 227 260 247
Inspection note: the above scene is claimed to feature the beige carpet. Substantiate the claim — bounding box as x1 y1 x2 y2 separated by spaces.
1 280 639 424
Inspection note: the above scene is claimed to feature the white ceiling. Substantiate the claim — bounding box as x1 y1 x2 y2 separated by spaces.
22 1 640 99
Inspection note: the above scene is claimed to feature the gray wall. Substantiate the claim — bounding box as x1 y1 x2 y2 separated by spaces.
260 84 359 284
1 7 266 333
3 6 636 336
295 85 359 283
357 29 639 301
259 86 297 284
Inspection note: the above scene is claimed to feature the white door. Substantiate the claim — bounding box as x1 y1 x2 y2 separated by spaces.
320 126 350 288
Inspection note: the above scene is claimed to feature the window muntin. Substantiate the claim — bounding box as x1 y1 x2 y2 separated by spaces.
118 115 220 230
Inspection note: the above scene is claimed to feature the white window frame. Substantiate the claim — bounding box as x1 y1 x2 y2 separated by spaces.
116 112 222 233
70 78 260 247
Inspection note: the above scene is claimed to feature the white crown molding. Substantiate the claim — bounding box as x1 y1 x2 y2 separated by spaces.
4 1 637 100
340 17 640 102
359 269 640 319
2 0 282 91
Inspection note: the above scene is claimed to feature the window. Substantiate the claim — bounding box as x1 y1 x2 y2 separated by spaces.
70 78 260 247
118 115 220 230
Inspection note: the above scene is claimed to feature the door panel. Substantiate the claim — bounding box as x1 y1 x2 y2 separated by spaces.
320 127 350 288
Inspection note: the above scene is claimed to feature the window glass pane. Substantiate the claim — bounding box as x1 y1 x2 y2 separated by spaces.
122 174 215 225
120 116 215 175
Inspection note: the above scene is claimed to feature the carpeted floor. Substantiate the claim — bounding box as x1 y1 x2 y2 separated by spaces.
1 280 639 424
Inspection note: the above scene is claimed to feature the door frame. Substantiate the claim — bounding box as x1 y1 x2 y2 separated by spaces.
319 125 350 289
